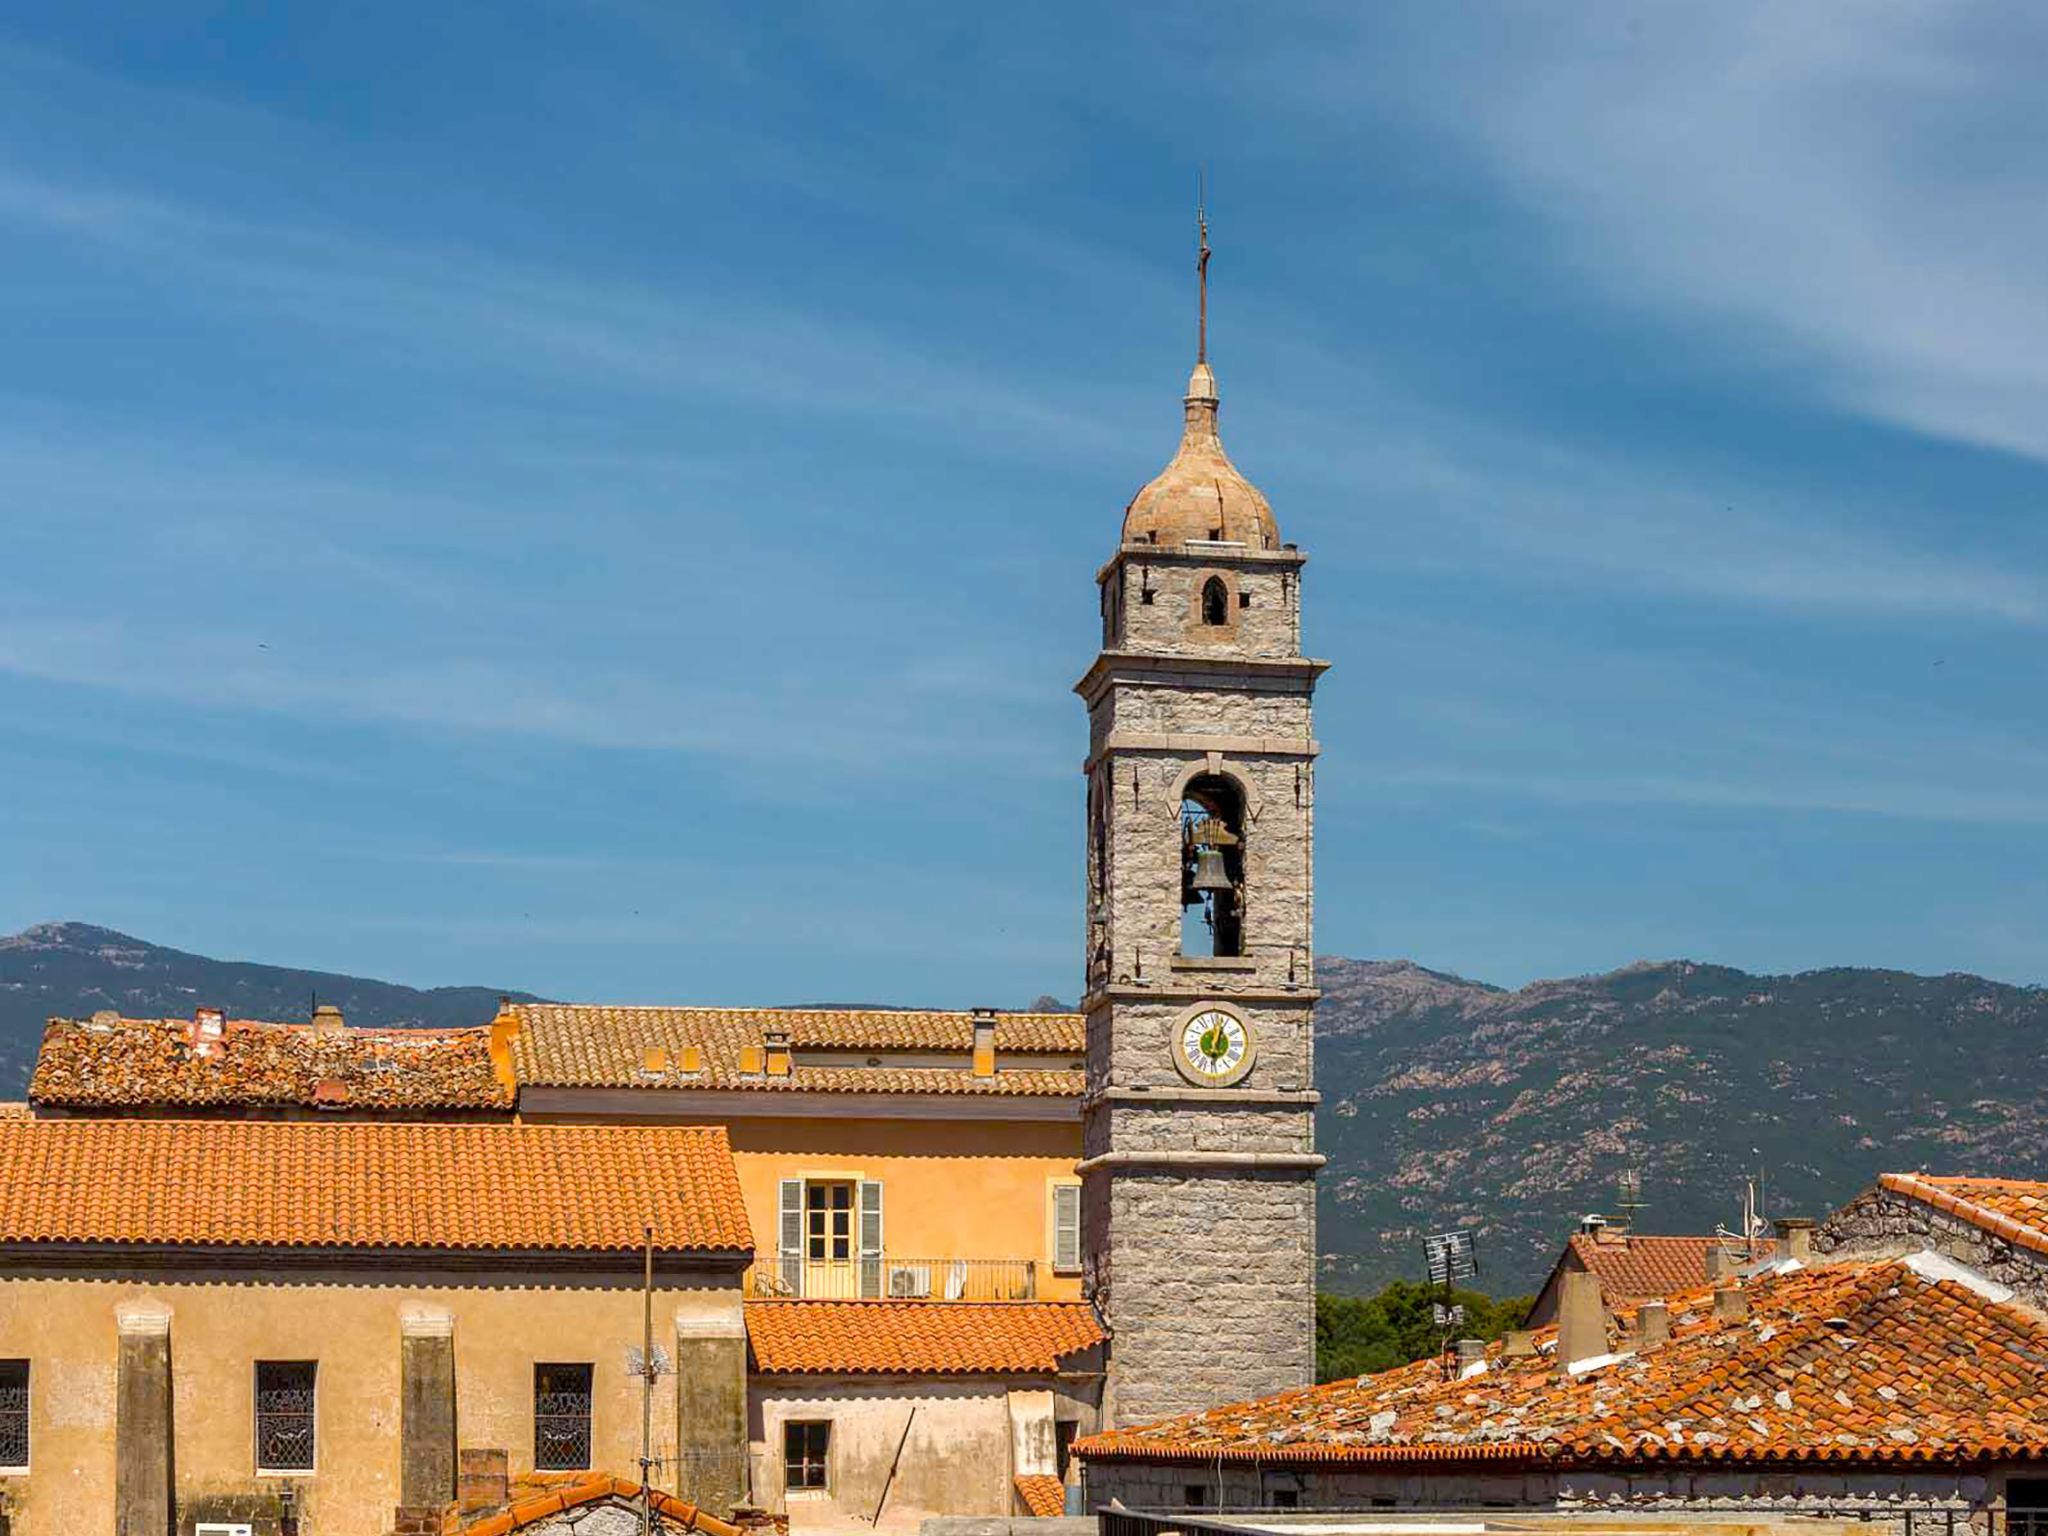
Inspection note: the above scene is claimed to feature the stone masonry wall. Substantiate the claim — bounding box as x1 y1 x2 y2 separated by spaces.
1111 556 1303 660
1091 1168 1316 1427
1818 1184 2048 1310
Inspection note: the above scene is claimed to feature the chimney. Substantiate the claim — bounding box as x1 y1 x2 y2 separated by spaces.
640 1046 669 1076
676 1044 702 1074
1704 1245 1731 1282
737 1044 764 1075
971 1008 998 1078
1713 1284 1749 1324
457 1447 508 1513
312 1003 345 1037
1557 1269 1606 1370
1636 1298 1670 1349
763 1026 792 1078
1773 1216 1816 1261
194 1007 225 1038
1501 1329 1538 1359
1454 1338 1486 1371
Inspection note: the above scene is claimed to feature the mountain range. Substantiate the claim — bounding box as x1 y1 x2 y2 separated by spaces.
5 921 2042 1293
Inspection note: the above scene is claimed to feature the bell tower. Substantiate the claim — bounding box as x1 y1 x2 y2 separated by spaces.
1077 219 1327 1427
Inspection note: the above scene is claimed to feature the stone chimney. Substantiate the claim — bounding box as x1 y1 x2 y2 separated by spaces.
1501 1329 1538 1359
1636 1298 1670 1349
1713 1284 1749 1323
762 1026 792 1078
1704 1245 1731 1282
971 1008 998 1078
457 1448 508 1513
312 1003 345 1037
1773 1216 1815 1261
1454 1338 1486 1371
1556 1269 1606 1369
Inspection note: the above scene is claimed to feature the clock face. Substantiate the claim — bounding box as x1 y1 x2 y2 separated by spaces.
1174 1007 1255 1087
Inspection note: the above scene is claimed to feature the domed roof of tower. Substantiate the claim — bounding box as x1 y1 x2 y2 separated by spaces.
1120 361 1280 552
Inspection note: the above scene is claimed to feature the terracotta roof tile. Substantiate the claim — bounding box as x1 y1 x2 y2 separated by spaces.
1564 1232 1777 1303
1078 1258 2048 1467
453 1472 740 1535
509 1004 1084 1098
30 1015 512 1112
1014 1474 1067 1517
746 1300 1104 1375
1883 1173 2048 1256
0 1119 750 1253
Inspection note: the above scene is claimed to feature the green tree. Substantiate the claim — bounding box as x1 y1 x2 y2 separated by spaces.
1315 1281 1534 1383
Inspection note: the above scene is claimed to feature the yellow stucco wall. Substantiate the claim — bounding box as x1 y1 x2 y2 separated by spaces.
0 1271 738 1534
722 1116 1084 1300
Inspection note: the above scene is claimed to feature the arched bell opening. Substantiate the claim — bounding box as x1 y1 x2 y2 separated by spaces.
1200 575 1230 627
1179 773 1245 957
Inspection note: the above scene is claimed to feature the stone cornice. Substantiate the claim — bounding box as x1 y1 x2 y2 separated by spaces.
1093 544 1308 585
1073 649 1330 704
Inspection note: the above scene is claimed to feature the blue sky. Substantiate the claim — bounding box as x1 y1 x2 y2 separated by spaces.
3 3 2047 1003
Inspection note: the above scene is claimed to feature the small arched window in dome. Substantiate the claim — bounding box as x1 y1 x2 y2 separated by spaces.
1200 576 1229 627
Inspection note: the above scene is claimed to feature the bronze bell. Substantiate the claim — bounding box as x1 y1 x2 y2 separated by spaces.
1189 844 1234 895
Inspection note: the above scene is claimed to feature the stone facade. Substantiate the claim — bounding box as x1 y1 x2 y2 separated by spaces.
1818 1182 2048 1309
1084 1458 2009 1530
1078 361 1325 1428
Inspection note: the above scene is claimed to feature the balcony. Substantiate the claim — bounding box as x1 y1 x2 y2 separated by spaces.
744 1256 1041 1301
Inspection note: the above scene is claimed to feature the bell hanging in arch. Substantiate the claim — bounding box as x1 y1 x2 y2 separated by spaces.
1189 844 1234 895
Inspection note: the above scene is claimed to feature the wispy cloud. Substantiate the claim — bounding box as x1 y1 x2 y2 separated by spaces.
1280 3 2048 465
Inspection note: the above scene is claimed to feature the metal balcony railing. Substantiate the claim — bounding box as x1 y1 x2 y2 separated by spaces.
744 1255 1040 1301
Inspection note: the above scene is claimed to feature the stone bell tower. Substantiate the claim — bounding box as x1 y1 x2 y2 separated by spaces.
1076 231 1327 1427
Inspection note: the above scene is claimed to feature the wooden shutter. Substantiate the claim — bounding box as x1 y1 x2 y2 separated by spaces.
1053 1184 1082 1271
858 1179 884 1298
778 1178 804 1295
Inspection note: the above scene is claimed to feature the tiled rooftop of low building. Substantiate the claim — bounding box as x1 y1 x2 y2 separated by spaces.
1013 1474 1067 1517
30 1012 512 1112
449 1472 740 1535
1077 1256 2048 1467
507 1003 1085 1098
1883 1172 2048 1256
0 1118 751 1253
1561 1231 1778 1303
745 1299 1105 1375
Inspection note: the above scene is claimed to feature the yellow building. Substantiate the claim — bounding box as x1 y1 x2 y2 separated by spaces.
24 1002 1103 1532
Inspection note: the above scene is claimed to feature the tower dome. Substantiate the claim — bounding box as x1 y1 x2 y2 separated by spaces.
1119 361 1280 551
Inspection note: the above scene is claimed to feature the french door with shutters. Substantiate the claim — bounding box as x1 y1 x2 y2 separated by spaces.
776 1178 883 1296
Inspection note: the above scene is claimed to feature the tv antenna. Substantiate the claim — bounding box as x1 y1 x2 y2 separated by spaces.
1615 1169 1646 1226
1421 1228 1478 1377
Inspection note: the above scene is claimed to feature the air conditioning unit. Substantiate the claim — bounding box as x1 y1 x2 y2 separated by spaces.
886 1263 932 1298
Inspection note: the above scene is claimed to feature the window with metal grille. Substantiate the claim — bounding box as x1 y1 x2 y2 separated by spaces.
784 1419 830 1492
253 1361 315 1472
534 1363 593 1471
0 1360 26 1470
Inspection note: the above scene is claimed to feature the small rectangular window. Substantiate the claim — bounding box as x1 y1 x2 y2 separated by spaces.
254 1361 316 1473
534 1363 594 1471
0 1360 26 1470
1185 1484 1211 1508
1051 1183 1082 1273
1238 590 1252 609
1271 1489 1300 1509
785 1419 831 1492
1054 1420 1078 1481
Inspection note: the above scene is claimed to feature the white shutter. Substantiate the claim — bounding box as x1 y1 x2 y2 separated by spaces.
1053 1184 1082 1271
778 1178 804 1295
858 1179 884 1299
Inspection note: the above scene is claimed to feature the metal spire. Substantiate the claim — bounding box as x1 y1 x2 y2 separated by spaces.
1196 171 1211 365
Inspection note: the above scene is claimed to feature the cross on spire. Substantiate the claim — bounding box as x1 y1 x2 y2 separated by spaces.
1196 174 1212 365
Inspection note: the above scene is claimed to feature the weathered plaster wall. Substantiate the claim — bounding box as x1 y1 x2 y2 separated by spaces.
748 1378 1020 1522
0 1266 741 1534
1818 1185 2048 1310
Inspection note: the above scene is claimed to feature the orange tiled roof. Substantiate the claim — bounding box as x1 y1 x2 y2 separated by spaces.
746 1299 1104 1375
1077 1258 2048 1467
452 1472 740 1535
30 1014 512 1112
0 1119 750 1253
1883 1173 2048 1256
508 1004 1084 1098
1563 1232 1778 1303
1014 1474 1067 1517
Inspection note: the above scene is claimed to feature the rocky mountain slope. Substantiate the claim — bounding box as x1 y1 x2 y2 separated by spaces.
1314 956 2048 1293
5 923 2043 1297
0 922 533 1091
